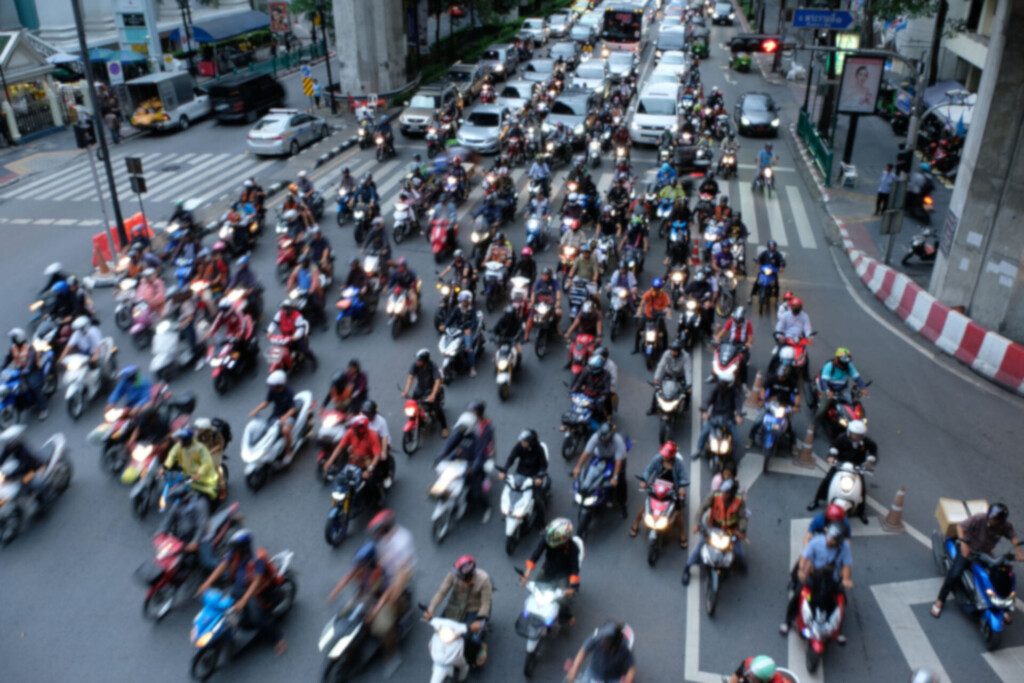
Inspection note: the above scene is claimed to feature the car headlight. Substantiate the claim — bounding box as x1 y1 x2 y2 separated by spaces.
740 116 750 126
630 121 640 130
573 123 585 136
495 64 505 72
729 12 735 19
771 118 780 127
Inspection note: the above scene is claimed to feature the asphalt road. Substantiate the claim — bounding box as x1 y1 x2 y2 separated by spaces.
1 12 1022 683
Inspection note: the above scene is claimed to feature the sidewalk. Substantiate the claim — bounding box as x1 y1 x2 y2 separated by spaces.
731 0 1024 395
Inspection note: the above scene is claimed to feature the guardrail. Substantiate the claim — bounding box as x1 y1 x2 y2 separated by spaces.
798 108 833 187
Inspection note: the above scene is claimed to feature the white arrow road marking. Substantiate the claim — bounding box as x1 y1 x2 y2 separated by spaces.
789 518 824 682
870 579 949 681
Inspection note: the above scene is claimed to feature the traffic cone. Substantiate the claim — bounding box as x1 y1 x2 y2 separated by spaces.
745 371 764 409
793 425 815 468
880 486 907 533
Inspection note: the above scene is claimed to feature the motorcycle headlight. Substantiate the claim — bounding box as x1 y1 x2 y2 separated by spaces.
764 168 774 179
331 491 346 502
686 300 697 311
709 530 732 551
375 135 384 144
322 414 341 429
536 303 550 315
573 124 585 136
32 339 50 353
471 232 482 244
405 405 417 417
589 140 600 151
645 513 670 530
439 626 460 643
671 271 684 283
839 474 856 494
105 407 125 423
773 406 787 419
195 631 213 649
440 285 451 296
645 330 657 342
497 359 510 371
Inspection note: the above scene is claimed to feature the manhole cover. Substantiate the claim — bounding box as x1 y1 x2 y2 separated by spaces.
159 164 183 173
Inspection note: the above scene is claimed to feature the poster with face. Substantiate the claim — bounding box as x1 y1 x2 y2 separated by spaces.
838 55 885 115
269 2 291 34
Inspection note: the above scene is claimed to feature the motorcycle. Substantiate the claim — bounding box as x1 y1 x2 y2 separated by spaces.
493 338 520 401
114 277 139 331
357 119 372 149
509 276 531 318
826 457 874 515
902 227 939 266
189 553 296 681
265 333 316 376
274 227 301 283
568 333 597 376
240 390 314 491
608 286 634 341
401 394 443 456
334 285 375 339
667 221 690 266
87 403 138 475
637 476 681 567
524 213 550 251
426 125 443 159
530 297 558 359
481 261 508 313
695 519 739 617
392 199 419 245
678 296 705 351
699 417 735 474
715 269 738 318
711 341 743 385
470 218 496 266
587 136 601 168
352 202 373 245
318 590 415 681
0 432 72 546
513 537 586 677
207 336 258 395
422 615 471 683
129 300 159 349
375 132 395 161
754 264 779 315
498 446 549 555
314 406 347 474
573 455 621 539
429 213 459 263
668 264 689 306
336 186 356 226
753 399 794 474
122 439 166 519
641 317 665 371
754 166 775 198
817 382 870 440
793 571 846 673
61 340 118 420
150 316 209 381
323 463 375 547
438 317 485 384
430 458 492 543
718 150 738 179
652 377 688 444
560 392 596 462
385 284 419 339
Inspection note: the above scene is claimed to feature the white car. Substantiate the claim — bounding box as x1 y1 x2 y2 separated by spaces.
578 10 604 34
607 51 637 83
630 83 681 145
246 108 330 156
647 65 683 88
656 50 688 75
572 59 610 95
521 18 549 44
655 25 687 59
497 80 538 114
456 104 509 154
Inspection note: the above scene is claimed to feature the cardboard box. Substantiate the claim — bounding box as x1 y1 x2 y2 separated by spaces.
935 497 989 538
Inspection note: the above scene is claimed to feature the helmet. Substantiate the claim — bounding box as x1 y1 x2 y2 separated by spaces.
217 298 232 312
361 400 377 417
349 415 369 430
719 478 737 495
368 509 396 537
458 290 472 303
44 262 63 276
212 241 227 253
521 246 533 257
652 278 663 289
767 239 778 250
826 503 847 524
280 298 296 309
51 281 69 295
267 370 287 387
495 231 506 242
142 267 156 278
834 346 851 363
581 301 594 314
354 541 378 567
542 267 553 278
789 296 803 311
227 528 253 554
454 554 476 578
283 209 299 222
416 348 431 362
517 429 537 443
588 355 605 371
453 411 478 433
297 170 307 179
236 255 250 268
173 427 194 445
694 270 706 283
453 249 464 260
72 316 90 331
0 425 26 451
243 179 254 188
919 162 930 172
598 422 614 443
847 419 867 437
468 400 486 417
988 502 1009 522
545 518 573 547
567 192 579 203
598 346 610 359
659 441 678 459
825 523 845 542
732 306 745 321
119 365 139 381
669 339 683 352
747 655 777 681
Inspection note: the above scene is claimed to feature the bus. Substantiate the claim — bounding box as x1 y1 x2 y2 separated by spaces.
601 3 651 52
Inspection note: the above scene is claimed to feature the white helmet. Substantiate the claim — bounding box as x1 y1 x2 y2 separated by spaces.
297 170 307 179
453 411 478 433
848 420 867 436
266 370 288 387
72 316 90 331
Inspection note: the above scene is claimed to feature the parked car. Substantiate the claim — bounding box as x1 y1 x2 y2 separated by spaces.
607 51 637 83
735 92 780 137
630 83 681 145
497 80 539 114
246 108 330 156
480 44 520 81
208 73 285 124
126 72 210 132
456 104 510 154
572 59 611 96
521 17 549 44
400 82 459 136
550 41 581 69
446 62 489 105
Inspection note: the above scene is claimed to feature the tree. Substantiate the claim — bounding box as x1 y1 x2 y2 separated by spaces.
862 0 937 48
290 0 333 29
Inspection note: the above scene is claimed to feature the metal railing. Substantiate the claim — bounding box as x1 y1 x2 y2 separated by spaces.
798 108 833 187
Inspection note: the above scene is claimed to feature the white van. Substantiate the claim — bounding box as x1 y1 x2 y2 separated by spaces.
629 82 680 144
126 72 210 132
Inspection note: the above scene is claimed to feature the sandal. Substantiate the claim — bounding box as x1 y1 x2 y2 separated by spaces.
628 526 639 538
679 540 688 549
930 601 943 618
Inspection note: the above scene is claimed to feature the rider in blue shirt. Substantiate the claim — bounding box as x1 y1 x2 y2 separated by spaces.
107 366 153 409
656 161 677 188
756 144 775 171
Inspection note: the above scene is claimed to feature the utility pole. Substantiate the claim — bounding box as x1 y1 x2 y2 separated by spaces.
177 0 196 76
316 0 338 115
71 0 127 246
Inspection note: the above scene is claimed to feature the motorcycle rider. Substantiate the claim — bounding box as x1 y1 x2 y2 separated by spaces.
932 502 1024 618
169 198 197 232
649 340 692 415
568 242 600 288
501 428 550 516
135 268 166 318
439 250 477 293
227 254 260 292
571 355 612 423
305 225 334 279
691 378 743 460
746 346 800 447
524 190 550 222
166 285 203 364
807 420 878 520
59 315 104 364
571 422 629 515
906 162 935 218
656 161 677 189
204 297 256 358
521 518 581 623
361 399 391 458
682 478 748 585
493 304 524 359
355 172 380 208
326 360 368 413
756 143 775 174
607 262 639 305
780 523 854 640
512 246 537 284
267 298 316 368
813 346 868 416
442 291 483 378
375 115 395 155
715 307 753 386
362 216 392 262
4 328 48 419
386 257 420 324
746 240 786 304
620 214 649 268
423 555 493 668
523 268 562 343
163 427 221 505
239 177 266 218
321 414 383 504
729 654 786 683
157 475 219 570
772 296 812 379
197 529 288 656
633 279 671 354
0 425 48 499
287 253 325 325
249 371 298 456
629 441 689 547
106 365 154 412
564 299 602 348
566 622 637 683
401 349 448 437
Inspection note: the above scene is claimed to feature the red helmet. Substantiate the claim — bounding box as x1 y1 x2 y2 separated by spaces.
659 441 678 459
350 415 369 430
825 503 847 523
368 509 395 536
783 290 795 301
789 296 803 309
521 246 533 257
454 554 476 578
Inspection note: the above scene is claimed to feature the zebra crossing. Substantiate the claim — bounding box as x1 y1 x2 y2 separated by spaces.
0 150 276 207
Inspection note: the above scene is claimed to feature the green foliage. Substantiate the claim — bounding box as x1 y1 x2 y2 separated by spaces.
290 0 333 27
870 0 938 21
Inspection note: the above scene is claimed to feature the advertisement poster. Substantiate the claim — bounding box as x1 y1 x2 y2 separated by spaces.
838 55 885 114
269 2 291 34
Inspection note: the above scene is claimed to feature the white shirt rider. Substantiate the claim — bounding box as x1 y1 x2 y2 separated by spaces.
775 309 812 340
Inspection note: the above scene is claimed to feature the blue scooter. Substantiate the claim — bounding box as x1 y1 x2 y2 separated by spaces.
754 263 779 316
752 399 793 474
334 286 375 339
572 450 627 540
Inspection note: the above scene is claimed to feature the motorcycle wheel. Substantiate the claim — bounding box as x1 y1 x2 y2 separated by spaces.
324 511 349 547
535 332 548 358
577 508 592 539
402 426 420 455
53 460 72 493
705 568 719 617
354 223 366 245
505 534 517 556
524 651 538 678
432 509 452 544
647 539 659 567
982 617 1003 651
102 443 128 474
67 392 85 420
132 489 151 520
246 467 268 492
485 289 498 313
498 382 510 402
190 643 221 681
658 419 670 444
805 644 821 673
561 433 577 461
758 288 770 316
213 373 230 395
0 510 21 546
132 330 151 350
376 146 384 162
645 353 656 371
275 261 291 283
390 317 402 339
274 577 298 617
335 316 353 340
766 183 773 200
716 291 734 318
143 584 177 621
610 315 620 341
931 531 948 573
392 224 406 245
114 306 132 331
763 440 776 474
659 220 668 239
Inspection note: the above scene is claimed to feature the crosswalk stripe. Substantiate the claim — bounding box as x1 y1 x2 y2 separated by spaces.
764 190 788 247
737 182 760 245
128 153 222 202
784 185 817 249
62 152 166 201
3 154 93 198
192 158 274 206
146 154 236 202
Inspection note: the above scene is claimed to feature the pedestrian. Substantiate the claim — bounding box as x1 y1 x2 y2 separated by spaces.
104 109 121 144
875 163 895 215
312 79 322 109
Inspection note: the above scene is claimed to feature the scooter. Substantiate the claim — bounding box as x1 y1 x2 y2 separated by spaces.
568 333 597 376
323 463 373 547
392 199 419 244
123 439 165 519
334 286 375 339
423 616 470 683
385 285 419 339
513 537 586 677
429 214 459 262
573 455 620 539
560 392 596 462
336 186 355 226
498 445 549 555
525 213 549 251
902 227 939 266
530 297 558 359
0 432 72 546
825 456 875 516
493 339 520 402
715 269 739 318
189 553 296 681
401 395 442 456
794 571 846 673
438 318 485 384
678 297 704 351
240 390 314 491
61 340 118 420
695 519 739 617
699 416 735 474
587 136 601 167
114 277 139 331
753 399 794 474
150 317 209 381
637 476 680 567
481 261 508 313
430 459 475 543
754 263 779 316
608 285 634 342
265 333 317 376
129 300 159 349
817 382 870 440
753 166 775 198
208 336 259 395
318 591 416 681
652 377 688 443
711 341 743 384
641 317 665 371
509 276 531 318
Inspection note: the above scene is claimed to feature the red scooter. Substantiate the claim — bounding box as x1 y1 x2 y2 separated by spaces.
429 215 459 263
265 333 315 375
794 572 847 673
568 333 597 376
401 396 441 456
275 232 301 282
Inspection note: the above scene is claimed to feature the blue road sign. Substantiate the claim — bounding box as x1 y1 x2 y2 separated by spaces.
792 8 855 30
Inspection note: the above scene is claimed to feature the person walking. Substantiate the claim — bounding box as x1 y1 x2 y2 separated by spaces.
875 163 895 215
104 109 121 144
313 79 322 109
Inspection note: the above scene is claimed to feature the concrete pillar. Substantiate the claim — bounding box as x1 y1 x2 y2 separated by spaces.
929 0 1024 341
43 77 64 126
1 101 21 142
333 0 408 95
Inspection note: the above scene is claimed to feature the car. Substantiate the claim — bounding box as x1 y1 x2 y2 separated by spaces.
630 83 681 145
656 50 688 76
547 10 574 38
399 82 459 135
572 59 610 96
496 80 539 114
521 17 549 44
570 23 597 45
655 25 687 58
578 10 605 35
479 44 519 81
456 104 509 154
606 50 637 83
711 1 735 24
544 87 599 145
208 73 285 123
550 41 581 68
246 108 330 157
647 65 683 88
522 58 559 83
446 62 489 105
735 92 780 137
660 13 684 27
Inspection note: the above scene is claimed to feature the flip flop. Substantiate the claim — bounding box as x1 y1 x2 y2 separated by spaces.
628 527 639 538
930 602 943 618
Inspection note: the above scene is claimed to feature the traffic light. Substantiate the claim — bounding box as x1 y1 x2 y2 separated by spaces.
729 34 785 54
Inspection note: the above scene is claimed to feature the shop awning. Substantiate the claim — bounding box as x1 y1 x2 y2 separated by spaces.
168 10 269 44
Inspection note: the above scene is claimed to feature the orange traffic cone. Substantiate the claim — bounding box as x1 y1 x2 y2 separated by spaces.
793 425 815 468
880 486 907 532
745 371 764 409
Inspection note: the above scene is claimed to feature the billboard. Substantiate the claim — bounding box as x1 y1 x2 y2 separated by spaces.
269 2 291 34
838 55 885 115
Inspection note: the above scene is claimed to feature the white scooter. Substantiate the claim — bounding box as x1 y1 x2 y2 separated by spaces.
425 616 470 683
241 390 314 491
499 443 549 554
429 458 493 543
61 341 118 420
150 316 209 381
826 453 875 515
493 339 520 401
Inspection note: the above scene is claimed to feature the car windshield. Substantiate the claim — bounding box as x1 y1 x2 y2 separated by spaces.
252 117 286 131
525 20 543 28
608 53 633 68
550 15 568 26
576 64 604 78
447 70 471 82
716 2 732 10
528 62 553 74
638 97 677 116
551 100 584 115
500 86 525 98
661 53 686 65
744 97 771 112
467 112 501 127
482 50 501 61
657 32 686 50
409 95 438 109
649 72 679 85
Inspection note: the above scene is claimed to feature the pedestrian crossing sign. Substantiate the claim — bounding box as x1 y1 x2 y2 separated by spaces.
303 77 314 97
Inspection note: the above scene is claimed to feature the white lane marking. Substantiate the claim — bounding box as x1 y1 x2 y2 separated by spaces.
765 190 789 247
60 152 166 201
146 153 236 202
33 218 55 225
983 647 1024 683
54 218 78 225
192 159 273 206
3 155 92 197
788 518 824 682
784 185 817 249
738 181 760 245
870 579 949 681
11 218 31 224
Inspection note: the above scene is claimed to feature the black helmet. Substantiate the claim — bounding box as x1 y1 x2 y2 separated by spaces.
416 348 431 362
362 400 377 417
669 339 683 352
468 400 486 418
988 503 1009 523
